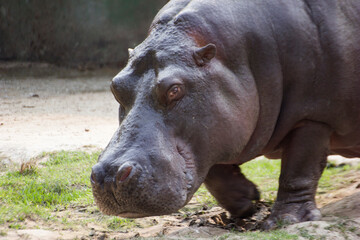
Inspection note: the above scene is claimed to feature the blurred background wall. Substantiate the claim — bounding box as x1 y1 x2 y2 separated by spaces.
0 0 168 68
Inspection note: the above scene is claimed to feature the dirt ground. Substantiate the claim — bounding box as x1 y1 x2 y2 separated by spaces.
0 61 119 164
1 62 360 240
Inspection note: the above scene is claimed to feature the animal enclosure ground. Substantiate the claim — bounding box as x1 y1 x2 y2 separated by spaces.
1 152 360 240
1 62 360 240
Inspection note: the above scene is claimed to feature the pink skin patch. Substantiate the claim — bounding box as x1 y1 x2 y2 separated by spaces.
119 166 133 182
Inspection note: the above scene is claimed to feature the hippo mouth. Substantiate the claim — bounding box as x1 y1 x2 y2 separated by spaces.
176 144 197 198
91 141 199 218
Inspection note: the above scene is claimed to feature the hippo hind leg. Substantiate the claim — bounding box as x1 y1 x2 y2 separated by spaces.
263 121 331 230
204 164 260 218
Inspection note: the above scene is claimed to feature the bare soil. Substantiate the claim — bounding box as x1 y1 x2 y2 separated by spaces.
0 61 119 164
1 62 360 240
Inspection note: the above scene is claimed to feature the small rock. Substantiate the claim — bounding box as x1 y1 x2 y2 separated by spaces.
162 227 169 235
85 128 90 132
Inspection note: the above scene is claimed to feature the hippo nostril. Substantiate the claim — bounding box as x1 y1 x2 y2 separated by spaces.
119 166 132 181
116 163 133 183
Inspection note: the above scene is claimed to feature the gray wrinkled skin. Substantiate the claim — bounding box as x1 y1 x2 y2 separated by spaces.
91 0 360 228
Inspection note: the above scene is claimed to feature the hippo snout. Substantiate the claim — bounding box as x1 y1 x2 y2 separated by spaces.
91 159 146 217
91 149 195 218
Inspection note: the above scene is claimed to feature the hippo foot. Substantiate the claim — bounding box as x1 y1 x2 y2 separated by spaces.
226 195 259 218
262 201 321 230
204 164 260 218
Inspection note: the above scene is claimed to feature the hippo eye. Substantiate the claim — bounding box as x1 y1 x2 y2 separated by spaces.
166 84 184 106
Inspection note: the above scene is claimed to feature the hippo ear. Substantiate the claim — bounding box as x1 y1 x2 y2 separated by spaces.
193 43 217 66
128 48 134 56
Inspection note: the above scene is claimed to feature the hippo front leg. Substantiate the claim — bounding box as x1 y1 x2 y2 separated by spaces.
263 121 332 229
204 164 260 218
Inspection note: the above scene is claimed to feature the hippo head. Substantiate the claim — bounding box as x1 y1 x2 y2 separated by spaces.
91 12 259 218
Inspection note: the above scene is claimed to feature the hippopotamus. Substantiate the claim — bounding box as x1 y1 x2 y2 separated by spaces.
91 0 360 229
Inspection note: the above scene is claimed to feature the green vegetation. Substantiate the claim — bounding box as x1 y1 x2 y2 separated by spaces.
242 158 281 203
191 158 282 208
241 157 358 202
0 151 98 225
0 151 147 231
192 156 356 207
107 216 137 230
0 151 359 239
193 184 218 208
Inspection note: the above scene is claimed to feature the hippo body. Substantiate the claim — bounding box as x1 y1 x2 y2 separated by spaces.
91 0 360 228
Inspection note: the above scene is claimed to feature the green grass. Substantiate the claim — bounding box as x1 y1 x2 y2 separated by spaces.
0 151 359 238
191 158 282 208
0 151 99 224
107 216 137 230
193 184 218 208
242 158 282 203
240 157 358 202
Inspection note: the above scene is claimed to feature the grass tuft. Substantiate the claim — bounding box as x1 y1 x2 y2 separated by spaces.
19 160 38 176
107 217 136 230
